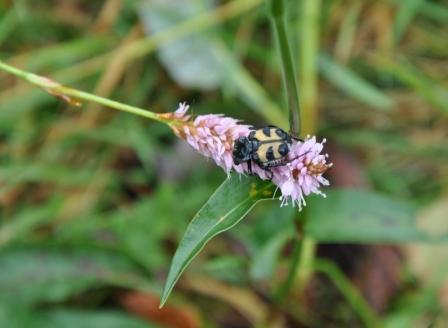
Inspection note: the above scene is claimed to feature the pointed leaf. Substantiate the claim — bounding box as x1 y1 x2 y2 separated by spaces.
160 174 274 306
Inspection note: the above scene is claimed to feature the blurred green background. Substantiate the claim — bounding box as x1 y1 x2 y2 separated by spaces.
0 0 447 327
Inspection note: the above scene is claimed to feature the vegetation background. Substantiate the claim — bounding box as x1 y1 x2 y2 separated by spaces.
0 0 447 327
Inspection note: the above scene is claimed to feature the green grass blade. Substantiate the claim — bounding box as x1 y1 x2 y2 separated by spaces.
0 198 61 248
393 0 426 42
319 53 394 110
372 55 448 114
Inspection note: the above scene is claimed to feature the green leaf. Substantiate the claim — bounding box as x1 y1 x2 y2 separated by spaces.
0 10 17 46
250 230 291 280
393 0 426 42
37 309 160 328
420 2 448 23
305 188 431 243
0 248 150 306
0 306 160 328
160 174 274 306
319 53 394 110
204 255 247 284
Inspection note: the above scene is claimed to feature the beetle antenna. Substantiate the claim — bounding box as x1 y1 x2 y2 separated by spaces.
287 150 311 163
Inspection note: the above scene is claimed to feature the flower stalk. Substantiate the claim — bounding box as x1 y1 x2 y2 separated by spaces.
0 60 164 123
268 0 325 303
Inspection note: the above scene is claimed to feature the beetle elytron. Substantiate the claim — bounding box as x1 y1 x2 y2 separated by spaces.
232 126 300 178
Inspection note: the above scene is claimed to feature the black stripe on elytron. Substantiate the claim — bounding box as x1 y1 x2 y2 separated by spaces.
275 128 287 139
266 146 275 161
262 126 272 137
278 143 289 156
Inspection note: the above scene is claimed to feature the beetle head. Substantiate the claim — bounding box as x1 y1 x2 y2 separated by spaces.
233 137 252 165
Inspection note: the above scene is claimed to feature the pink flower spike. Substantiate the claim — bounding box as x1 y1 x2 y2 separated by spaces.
169 103 331 209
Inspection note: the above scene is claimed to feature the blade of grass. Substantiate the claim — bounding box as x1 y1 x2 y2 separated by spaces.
313 259 379 328
0 198 61 248
9 36 114 72
371 55 448 114
420 1 448 23
393 0 426 42
334 1 362 63
319 53 394 110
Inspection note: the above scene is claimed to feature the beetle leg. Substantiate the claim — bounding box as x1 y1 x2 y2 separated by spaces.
247 160 253 175
266 168 273 180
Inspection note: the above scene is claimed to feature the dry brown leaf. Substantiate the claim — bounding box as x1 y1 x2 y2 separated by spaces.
120 291 200 328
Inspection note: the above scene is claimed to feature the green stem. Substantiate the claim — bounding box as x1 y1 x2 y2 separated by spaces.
269 0 301 137
274 236 302 304
269 0 320 304
295 236 316 290
274 235 316 303
269 0 318 303
0 59 24 77
0 60 164 123
290 0 322 292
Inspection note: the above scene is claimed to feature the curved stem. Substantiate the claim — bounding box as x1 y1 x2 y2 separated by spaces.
269 0 301 137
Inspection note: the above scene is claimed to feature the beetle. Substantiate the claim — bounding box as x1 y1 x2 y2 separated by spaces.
232 125 300 178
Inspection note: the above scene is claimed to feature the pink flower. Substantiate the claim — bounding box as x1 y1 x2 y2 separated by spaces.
169 103 331 209
271 137 331 209
170 102 252 175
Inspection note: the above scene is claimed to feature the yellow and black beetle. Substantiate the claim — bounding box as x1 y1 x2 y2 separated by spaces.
233 126 300 178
